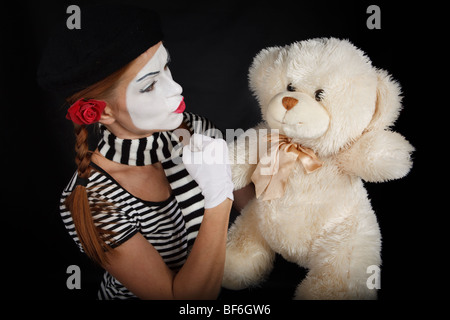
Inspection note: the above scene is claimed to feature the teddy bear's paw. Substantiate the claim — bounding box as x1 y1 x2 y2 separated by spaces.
294 275 377 300
338 130 414 182
295 277 349 300
294 276 339 300
231 164 255 190
222 246 275 290
374 131 415 181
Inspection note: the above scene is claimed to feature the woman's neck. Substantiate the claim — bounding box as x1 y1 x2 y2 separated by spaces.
103 121 158 140
90 150 172 203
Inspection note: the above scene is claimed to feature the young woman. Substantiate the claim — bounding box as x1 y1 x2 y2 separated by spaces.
38 5 234 299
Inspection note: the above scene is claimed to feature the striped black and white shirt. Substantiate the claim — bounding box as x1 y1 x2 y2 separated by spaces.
60 113 219 299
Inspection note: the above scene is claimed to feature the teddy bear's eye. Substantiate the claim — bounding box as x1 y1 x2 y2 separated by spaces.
287 83 296 92
315 89 325 101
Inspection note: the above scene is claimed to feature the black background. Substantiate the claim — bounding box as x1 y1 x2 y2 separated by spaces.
1 0 446 301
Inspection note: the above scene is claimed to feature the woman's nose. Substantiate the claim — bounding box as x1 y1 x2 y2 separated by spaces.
163 68 183 96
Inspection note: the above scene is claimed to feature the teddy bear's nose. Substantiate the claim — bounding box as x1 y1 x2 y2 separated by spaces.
282 97 298 111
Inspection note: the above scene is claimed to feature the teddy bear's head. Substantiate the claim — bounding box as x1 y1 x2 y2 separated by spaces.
249 38 402 157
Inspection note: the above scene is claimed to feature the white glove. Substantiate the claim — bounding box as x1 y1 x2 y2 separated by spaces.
182 134 234 209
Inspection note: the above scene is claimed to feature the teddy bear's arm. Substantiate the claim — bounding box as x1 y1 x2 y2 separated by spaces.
228 123 267 190
231 163 257 190
336 130 414 182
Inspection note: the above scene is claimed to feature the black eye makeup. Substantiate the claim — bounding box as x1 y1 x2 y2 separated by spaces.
137 49 171 93
139 80 157 93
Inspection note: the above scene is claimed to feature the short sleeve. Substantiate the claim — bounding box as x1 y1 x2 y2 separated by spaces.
90 203 139 249
60 171 139 253
85 180 140 249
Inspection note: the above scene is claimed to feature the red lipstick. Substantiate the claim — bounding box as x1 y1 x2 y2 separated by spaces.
174 98 186 113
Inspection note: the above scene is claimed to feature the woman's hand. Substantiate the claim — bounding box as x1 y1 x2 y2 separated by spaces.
182 134 234 209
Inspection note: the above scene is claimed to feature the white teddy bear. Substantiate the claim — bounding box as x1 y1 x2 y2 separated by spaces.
222 38 414 299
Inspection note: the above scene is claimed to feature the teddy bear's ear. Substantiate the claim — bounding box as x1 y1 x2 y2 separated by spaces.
248 46 284 104
366 69 403 131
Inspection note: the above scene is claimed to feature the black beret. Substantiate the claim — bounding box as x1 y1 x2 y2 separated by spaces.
37 4 163 98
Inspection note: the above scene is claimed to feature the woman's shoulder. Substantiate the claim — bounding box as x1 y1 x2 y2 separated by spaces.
61 165 109 195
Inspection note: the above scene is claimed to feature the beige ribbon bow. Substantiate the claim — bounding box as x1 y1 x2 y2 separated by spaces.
251 133 322 201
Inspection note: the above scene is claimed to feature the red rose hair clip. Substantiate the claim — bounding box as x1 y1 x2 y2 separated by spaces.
66 98 106 125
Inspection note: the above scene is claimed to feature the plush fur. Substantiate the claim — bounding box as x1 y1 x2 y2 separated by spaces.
222 38 414 299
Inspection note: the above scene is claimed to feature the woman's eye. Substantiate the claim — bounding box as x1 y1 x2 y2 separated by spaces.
140 80 157 93
287 83 296 92
315 89 324 101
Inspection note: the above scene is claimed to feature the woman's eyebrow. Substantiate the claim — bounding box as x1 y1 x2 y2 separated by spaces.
136 71 160 82
136 50 171 82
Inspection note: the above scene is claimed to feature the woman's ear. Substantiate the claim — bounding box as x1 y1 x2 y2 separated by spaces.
99 104 116 125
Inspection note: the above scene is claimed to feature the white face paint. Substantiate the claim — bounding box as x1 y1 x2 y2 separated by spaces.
126 44 185 131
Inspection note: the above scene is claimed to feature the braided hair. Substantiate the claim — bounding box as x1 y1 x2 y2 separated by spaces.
64 64 129 266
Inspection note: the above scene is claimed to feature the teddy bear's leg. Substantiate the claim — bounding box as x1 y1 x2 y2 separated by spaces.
222 201 275 290
294 212 381 300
